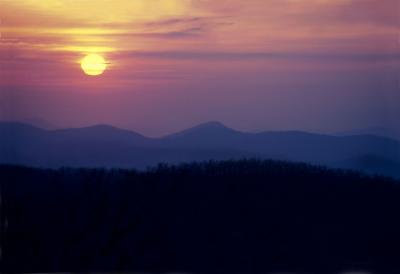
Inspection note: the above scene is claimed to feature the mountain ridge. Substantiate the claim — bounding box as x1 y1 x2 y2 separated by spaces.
1 121 399 177
2 121 398 142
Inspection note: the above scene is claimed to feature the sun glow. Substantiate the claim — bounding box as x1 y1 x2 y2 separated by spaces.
80 54 107 76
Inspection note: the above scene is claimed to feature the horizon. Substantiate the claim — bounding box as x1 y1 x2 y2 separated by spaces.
2 119 400 141
3 2 400 271
1 0 399 137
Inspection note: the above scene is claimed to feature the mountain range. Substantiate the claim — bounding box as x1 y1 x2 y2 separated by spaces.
1 121 400 177
335 126 400 141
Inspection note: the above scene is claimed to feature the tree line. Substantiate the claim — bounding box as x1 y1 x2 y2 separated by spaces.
2 159 400 273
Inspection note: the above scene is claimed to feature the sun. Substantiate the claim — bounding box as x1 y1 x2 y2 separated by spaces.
80 54 107 76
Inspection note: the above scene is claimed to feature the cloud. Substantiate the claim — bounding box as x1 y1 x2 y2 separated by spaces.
113 50 400 63
121 27 204 39
1 0 398 69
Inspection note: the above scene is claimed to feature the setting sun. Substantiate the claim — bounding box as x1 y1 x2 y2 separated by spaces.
80 54 107 76
2 1 400 273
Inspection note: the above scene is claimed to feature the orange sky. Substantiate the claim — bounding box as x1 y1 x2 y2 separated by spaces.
0 0 399 135
2 0 398 61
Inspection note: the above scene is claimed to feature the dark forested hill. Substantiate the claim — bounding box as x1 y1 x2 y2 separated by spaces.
2 160 400 273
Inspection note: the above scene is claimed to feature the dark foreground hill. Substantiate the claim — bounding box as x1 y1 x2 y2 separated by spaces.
2 161 400 273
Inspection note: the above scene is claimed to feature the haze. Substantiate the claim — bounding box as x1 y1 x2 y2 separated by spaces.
0 0 399 137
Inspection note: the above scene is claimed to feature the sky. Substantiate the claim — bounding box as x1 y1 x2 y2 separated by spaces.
0 0 399 136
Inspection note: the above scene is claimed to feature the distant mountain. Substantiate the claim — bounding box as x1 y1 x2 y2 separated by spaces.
336 154 400 178
165 121 239 138
336 126 400 141
162 121 252 149
0 122 254 169
0 118 58 130
1 121 400 177
52 124 151 145
162 123 400 175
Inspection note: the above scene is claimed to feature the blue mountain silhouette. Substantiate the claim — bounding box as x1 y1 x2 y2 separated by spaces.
1 121 399 177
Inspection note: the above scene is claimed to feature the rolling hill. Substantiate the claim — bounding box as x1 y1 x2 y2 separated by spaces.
1 121 399 177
